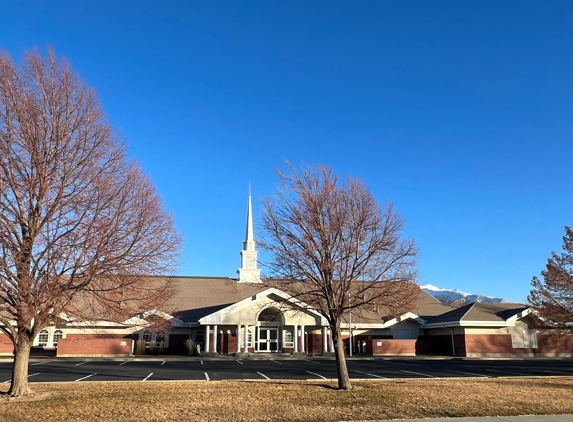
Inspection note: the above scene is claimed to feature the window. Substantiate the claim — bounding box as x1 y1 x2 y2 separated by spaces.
258 308 282 322
155 330 165 348
283 329 294 348
53 330 64 347
247 328 253 347
143 330 153 348
195 330 204 344
38 330 49 347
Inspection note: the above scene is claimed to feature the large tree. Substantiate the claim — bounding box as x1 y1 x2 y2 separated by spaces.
260 163 418 390
529 226 573 327
0 50 181 396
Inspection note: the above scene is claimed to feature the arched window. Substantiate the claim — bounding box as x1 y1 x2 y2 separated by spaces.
143 330 153 348
38 330 49 347
258 307 283 322
53 330 64 347
155 330 165 347
194 330 204 344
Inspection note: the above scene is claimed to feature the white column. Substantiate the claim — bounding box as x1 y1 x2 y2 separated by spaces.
300 325 305 353
322 326 328 353
244 325 249 351
237 325 241 353
205 325 210 354
213 324 218 354
329 328 335 352
293 325 298 352
256 325 260 352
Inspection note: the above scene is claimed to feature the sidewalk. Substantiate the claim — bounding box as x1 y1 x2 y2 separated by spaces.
357 415 573 422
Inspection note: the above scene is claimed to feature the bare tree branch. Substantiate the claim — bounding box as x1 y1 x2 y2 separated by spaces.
0 48 181 396
260 162 418 390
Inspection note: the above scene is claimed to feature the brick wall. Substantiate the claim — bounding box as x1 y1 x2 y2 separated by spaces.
0 334 12 354
57 337 134 356
367 339 416 356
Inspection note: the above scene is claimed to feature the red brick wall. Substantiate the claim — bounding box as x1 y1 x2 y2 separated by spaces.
57 338 133 356
368 339 416 356
0 334 12 354
465 333 573 355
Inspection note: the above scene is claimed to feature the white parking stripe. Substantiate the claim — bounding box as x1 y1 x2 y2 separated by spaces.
445 369 488 377
200 361 204 365
486 369 529 376
257 372 270 379
304 359 320 364
119 361 128 366
236 360 243 365
75 361 88 366
306 371 326 379
354 370 385 379
541 369 572 375
271 360 282 365
31 360 52 366
161 361 166 366
142 373 153 381
28 373 40 378
400 370 435 378
75 373 97 382
204 372 210 381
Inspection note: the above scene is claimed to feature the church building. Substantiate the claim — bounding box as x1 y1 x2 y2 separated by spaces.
1 194 572 358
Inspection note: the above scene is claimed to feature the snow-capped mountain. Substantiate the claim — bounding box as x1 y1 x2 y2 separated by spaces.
421 284 509 306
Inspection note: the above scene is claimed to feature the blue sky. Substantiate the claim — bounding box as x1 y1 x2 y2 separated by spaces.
2 1 572 302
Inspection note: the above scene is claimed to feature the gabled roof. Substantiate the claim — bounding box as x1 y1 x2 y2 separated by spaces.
423 302 530 328
168 276 267 323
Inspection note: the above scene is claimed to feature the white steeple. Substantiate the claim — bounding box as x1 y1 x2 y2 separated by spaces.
237 187 261 283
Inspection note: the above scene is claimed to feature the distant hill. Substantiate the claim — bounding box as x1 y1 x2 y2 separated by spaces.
421 284 510 306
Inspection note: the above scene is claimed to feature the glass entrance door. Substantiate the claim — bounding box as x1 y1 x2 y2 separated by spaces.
258 328 280 352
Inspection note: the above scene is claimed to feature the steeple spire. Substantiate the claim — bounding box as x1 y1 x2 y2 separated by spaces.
237 187 261 283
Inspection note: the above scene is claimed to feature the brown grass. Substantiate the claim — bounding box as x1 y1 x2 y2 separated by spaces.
1 378 573 421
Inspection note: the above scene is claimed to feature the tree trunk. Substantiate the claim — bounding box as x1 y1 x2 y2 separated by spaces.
8 335 34 397
332 324 351 390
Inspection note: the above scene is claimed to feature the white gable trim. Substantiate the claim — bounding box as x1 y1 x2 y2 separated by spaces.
199 287 328 325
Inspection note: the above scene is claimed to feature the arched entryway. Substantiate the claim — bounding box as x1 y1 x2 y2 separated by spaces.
257 307 284 352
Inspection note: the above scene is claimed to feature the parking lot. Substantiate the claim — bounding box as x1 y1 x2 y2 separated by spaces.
2 357 573 384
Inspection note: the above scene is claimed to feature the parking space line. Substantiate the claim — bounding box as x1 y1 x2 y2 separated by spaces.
354 370 385 379
75 373 97 382
143 373 153 381
161 361 166 366
119 361 128 366
271 360 282 365
75 361 88 366
486 369 529 376
445 369 488 377
257 372 270 380
201 361 203 365
306 371 326 379
31 360 52 366
541 370 572 375
204 372 210 381
304 359 320 364
400 370 435 378
236 360 243 365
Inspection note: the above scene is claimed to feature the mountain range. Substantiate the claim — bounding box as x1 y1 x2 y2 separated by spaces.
420 284 510 306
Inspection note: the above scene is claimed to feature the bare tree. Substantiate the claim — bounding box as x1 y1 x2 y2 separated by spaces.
0 49 181 396
529 226 573 328
260 163 418 390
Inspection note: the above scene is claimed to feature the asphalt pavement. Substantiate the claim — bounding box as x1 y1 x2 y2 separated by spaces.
2 356 573 383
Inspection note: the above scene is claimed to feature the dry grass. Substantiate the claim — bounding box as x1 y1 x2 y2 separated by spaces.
1 378 573 421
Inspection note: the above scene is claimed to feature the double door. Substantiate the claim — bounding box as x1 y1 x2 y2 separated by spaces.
258 327 280 352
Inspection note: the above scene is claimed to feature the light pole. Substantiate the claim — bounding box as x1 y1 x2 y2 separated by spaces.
348 291 353 357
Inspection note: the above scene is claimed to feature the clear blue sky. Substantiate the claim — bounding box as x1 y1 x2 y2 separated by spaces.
2 1 572 303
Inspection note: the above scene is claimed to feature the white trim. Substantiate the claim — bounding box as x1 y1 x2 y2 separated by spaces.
199 287 328 325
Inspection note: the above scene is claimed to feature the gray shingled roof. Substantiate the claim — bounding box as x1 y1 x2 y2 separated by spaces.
167 277 453 324
168 276 267 322
425 302 528 326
